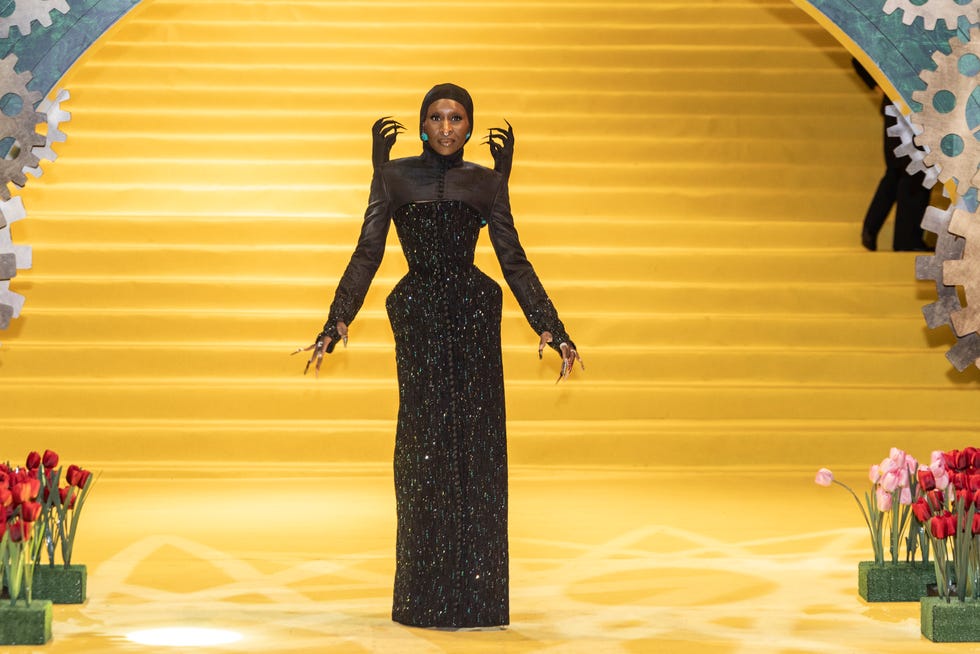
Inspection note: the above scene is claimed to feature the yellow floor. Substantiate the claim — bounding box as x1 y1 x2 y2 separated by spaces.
18 465 960 654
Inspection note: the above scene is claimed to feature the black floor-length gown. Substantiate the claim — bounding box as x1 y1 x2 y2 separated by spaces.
322 146 573 628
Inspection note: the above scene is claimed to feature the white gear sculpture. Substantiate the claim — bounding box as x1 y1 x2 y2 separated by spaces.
0 54 45 201
0 196 29 331
882 0 980 31
0 0 70 39
23 88 70 178
885 103 940 188
910 29 980 198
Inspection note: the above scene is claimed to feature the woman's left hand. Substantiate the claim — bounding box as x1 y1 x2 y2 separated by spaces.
372 116 404 169
538 331 584 383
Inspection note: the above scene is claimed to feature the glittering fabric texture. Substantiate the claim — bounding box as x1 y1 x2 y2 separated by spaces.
387 200 508 628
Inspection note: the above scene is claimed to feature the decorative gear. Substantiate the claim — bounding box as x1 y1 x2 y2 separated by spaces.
0 0 70 39
916 200 980 370
885 103 940 189
0 53 45 201
0 195 28 330
909 29 980 198
22 88 70 178
942 207 980 351
882 0 980 31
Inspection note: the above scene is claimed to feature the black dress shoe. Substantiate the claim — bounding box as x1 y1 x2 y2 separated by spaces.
861 231 877 251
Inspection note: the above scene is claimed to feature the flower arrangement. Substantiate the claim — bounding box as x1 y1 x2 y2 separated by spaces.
0 459 43 605
910 447 980 602
0 449 93 605
815 447 930 565
33 450 94 569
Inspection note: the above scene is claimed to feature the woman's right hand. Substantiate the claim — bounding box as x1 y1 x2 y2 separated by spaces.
293 322 348 377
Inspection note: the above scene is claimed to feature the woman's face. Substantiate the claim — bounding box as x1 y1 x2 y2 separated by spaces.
422 99 470 156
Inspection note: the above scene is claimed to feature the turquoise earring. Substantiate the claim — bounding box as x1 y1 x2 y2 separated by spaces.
421 133 429 142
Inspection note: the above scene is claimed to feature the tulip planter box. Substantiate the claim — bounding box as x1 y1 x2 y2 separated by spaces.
29 564 87 604
0 600 53 645
858 561 937 602
921 596 980 641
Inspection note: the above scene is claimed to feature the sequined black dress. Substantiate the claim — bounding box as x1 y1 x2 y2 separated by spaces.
323 147 572 628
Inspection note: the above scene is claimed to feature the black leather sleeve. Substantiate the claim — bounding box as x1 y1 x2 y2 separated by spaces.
487 179 575 353
322 169 391 349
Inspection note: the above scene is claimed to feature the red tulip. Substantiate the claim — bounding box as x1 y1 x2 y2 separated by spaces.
912 498 932 522
957 489 974 507
10 483 30 505
931 515 951 538
58 487 76 510
19 501 41 523
918 468 937 491
927 489 946 512
41 449 59 469
0 471 8 488
0 487 10 508
66 465 91 489
946 513 959 535
25 451 40 470
972 513 980 535
27 477 39 499
9 519 28 543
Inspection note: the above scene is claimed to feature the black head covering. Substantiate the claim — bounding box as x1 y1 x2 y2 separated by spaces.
419 83 473 141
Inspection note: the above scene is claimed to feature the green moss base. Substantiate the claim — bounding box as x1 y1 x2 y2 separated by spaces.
858 561 937 602
0 601 53 645
30 564 87 604
921 596 980 641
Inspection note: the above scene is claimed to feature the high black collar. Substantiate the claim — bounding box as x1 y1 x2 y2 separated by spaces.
421 142 465 169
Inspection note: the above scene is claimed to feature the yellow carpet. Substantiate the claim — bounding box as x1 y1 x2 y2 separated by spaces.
3 0 980 472
17 467 961 653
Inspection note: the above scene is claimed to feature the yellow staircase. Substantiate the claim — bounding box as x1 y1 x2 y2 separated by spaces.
4 0 978 471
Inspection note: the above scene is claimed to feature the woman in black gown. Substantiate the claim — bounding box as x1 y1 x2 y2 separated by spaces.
298 83 581 629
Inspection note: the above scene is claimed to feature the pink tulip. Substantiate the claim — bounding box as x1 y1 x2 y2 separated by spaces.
898 467 910 488
900 486 912 505
869 464 881 483
880 470 901 493
877 487 894 512
880 458 897 476
815 468 834 487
